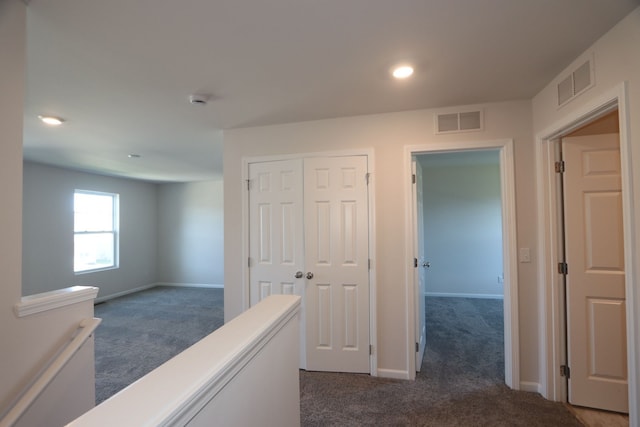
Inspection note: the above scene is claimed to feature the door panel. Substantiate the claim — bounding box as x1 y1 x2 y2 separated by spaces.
304 156 370 372
413 159 427 370
563 133 628 413
249 160 304 306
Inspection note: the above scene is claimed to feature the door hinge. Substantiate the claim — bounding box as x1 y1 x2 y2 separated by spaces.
555 161 565 173
365 173 370 185
246 179 251 191
414 258 418 268
560 364 571 379
369 344 373 355
415 342 419 352
558 262 568 275
368 258 371 270
412 173 416 184
248 257 251 268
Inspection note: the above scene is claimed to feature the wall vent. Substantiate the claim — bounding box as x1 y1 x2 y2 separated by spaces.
435 109 483 134
557 57 594 107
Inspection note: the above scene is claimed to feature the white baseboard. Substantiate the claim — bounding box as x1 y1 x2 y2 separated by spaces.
94 283 157 304
425 292 504 300
94 283 224 304
519 381 541 393
155 282 224 289
377 368 410 380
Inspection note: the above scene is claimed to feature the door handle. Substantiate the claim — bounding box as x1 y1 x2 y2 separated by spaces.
423 262 431 268
306 272 314 280
295 271 304 279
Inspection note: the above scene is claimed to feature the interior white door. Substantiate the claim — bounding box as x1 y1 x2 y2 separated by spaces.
248 159 305 305
563 133 628 413
413 159 427 371
304 156 370 373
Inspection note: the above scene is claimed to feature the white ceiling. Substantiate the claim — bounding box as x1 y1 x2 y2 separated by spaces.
23 0 638 182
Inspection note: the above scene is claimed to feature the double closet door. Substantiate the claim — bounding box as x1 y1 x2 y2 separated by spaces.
248 155 370 373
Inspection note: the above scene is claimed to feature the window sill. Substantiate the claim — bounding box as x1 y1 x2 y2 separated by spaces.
74 266 119 275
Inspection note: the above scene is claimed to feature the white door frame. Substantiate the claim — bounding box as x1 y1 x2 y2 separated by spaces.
535 82 638 425
240 148 378 375
404 139 520 388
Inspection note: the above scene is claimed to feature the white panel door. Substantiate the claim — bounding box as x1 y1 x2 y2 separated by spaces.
304 156 370 373
248 160 305 306
563 133 628 413
413 159 427 371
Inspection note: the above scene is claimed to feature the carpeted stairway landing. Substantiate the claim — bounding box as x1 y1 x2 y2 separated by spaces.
300 297 583 426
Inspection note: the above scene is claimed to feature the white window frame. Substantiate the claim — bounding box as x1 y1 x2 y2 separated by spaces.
74 189 120 274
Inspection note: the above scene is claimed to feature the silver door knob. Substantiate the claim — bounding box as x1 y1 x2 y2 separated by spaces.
306 272 314 280
295 271 304 279
423 262 431 268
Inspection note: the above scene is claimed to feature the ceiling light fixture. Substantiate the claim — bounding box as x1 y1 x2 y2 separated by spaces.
392 65 414 79
128 154 142 158
38 115 65 126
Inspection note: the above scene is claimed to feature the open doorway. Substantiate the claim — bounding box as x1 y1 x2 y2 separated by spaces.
405 139 519 389
416 150 505 381
537 84 638 426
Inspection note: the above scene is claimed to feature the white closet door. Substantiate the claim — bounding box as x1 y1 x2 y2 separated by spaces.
303 156 370 373
248 159 305 306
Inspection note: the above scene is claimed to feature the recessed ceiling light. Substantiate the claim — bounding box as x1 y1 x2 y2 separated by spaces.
38 115 65 126
128 154 142 158
392 65 414 79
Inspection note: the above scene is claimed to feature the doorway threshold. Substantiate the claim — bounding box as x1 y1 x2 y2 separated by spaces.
567 404 629 427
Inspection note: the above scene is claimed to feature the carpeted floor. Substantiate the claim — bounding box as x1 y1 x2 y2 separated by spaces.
300 297 583 426
93 290 583 425
93 286 224 404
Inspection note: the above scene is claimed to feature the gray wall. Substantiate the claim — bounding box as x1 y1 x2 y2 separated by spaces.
420 151 503 297
157 181 224 286
22 162 158 298
22 162 224 298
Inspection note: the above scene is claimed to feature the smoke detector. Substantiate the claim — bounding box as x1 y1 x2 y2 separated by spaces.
189 94 210 105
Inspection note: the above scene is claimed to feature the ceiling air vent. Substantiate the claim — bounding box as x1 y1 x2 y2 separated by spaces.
557 58 594 107
435 109 483 134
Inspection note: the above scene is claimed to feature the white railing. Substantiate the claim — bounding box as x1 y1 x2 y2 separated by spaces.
68 294 302 427
1 317 101 427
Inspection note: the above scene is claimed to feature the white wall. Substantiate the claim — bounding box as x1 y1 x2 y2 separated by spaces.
157 180 224 286
1 3 95 422
532 6 640 422
224 99 538 382
420 153 503 297
22 162 158 299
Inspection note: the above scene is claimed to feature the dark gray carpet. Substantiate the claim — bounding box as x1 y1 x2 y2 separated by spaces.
300 297 583 426
93 286 224 404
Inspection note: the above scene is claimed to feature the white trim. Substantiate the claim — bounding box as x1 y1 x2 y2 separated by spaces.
535 82 637 426
520 381 542 394
156 282 224 289
93 283 156 304
404 139 519 389
425 292 504 300
241 148 378 376
366 151 378 376
15 286 99 317
94 283 223 304
376 368 410 380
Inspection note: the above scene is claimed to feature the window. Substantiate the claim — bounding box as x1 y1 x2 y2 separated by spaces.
74 190 119 273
